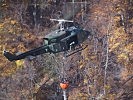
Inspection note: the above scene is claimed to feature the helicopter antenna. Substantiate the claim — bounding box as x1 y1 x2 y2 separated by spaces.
50 19 73 30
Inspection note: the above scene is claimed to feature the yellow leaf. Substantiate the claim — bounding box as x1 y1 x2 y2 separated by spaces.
2 4 6 6
110 42 120 51
118 53 128 61
0 24 4 28
104 85 111 90
78 60 84 69
124 43 133 52
15 60 24 68
84 79 88 84
8 28 13 33
88 85 93 88
114 16 121 22
11 20 17 25
80 64 84 69
85 57 89 61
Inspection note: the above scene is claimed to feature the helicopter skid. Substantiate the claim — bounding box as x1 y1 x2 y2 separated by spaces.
66 45 88 57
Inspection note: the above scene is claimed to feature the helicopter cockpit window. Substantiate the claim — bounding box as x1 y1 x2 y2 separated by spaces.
49 42 68 53
67 34 78 48
50 39 57 43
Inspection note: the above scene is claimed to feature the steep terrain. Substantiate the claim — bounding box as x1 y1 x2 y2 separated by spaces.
0 0 132 99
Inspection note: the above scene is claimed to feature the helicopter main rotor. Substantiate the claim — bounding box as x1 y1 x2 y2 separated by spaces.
50 19 74 30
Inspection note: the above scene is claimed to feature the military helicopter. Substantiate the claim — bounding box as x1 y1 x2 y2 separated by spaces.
3 19 91 61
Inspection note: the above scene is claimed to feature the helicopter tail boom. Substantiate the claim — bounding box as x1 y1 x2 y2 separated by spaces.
3 45 49 61
3 51 17 61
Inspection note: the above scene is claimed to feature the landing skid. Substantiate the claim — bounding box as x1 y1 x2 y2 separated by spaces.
66 45 88 57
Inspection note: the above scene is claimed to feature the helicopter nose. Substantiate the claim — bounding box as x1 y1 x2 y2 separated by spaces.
85 30 91 37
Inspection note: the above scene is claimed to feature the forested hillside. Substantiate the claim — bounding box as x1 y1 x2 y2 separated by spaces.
0 0 132 100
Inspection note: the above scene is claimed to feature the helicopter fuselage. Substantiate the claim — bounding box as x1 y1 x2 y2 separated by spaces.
3 26 90 61
44 26 90 53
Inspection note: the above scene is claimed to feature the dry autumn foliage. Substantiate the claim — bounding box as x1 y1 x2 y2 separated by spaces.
0 0 132 99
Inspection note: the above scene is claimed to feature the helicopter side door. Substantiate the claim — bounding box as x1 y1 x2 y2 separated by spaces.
49 41 69 53
65 31 78 50
67 35 78 48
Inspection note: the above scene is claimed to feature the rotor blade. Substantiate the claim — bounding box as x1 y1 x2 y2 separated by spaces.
50 3 85 30
50 19 73 23
3 45 49 61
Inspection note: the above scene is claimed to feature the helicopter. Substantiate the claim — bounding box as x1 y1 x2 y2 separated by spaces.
3 19 91 61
